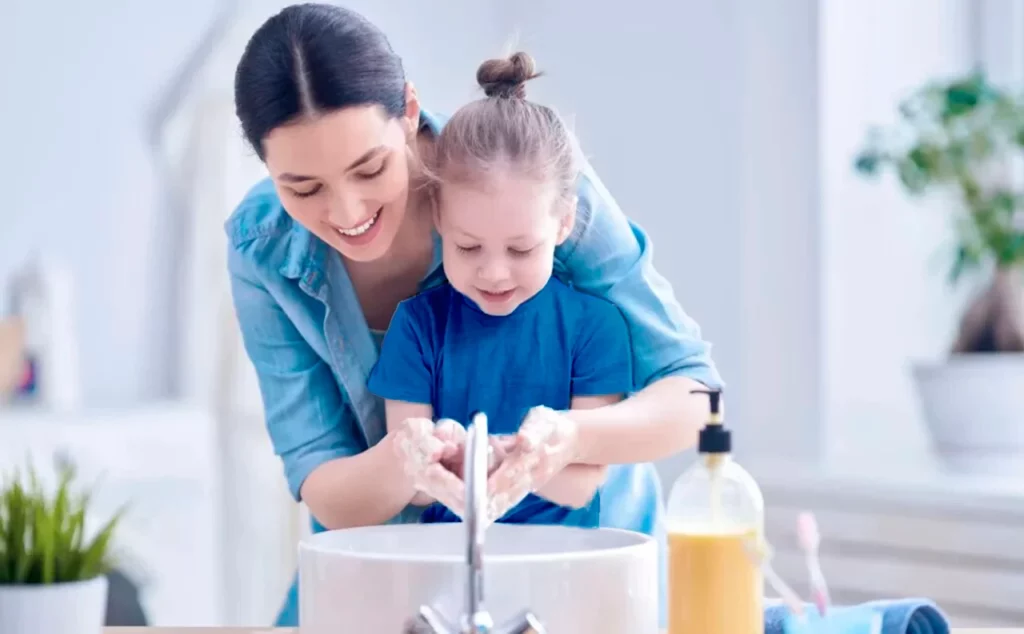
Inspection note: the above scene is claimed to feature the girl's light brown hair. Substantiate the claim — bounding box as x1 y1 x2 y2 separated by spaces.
426 52 580 212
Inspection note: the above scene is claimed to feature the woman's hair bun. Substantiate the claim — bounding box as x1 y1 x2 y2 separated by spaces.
476 51 541 99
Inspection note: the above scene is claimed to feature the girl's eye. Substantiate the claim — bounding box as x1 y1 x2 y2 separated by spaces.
456 245 480 254
357 158 389 180
293 184 322 199
508 247 534 257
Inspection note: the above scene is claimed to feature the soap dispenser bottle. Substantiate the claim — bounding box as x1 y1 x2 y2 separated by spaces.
665 388 765 634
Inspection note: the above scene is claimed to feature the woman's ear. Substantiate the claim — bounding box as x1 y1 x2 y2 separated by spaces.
402 82 422 138
556 196 578 245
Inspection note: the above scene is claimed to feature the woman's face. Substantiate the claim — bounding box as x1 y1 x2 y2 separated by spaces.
262 89 421 263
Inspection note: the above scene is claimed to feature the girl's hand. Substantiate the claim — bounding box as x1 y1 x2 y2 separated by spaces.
485 406 580 523
434 418 467 478
392 417 466 516
436 423 514 480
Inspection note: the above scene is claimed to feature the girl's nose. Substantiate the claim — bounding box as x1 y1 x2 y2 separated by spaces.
478 256 510 282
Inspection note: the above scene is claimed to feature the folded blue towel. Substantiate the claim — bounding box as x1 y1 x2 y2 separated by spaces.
765 598 949 634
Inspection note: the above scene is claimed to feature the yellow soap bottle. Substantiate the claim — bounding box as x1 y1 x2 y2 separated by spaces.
665 388 765 634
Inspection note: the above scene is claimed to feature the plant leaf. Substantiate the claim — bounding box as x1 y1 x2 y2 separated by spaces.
78 508 124 579
0 460 125 585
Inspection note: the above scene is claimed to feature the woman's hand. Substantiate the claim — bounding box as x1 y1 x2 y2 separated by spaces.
485 406 580 522
392 417 466 516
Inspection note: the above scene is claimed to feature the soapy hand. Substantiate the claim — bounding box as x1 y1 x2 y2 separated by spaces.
392 417 466 516
436 426 514 481
485 406 580 523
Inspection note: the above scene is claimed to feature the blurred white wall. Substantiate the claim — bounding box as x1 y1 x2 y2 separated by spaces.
820 0 979 459
0 0 220 404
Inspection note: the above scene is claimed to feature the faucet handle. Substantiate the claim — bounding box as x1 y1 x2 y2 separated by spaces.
403 605 455 634
494 609 546 634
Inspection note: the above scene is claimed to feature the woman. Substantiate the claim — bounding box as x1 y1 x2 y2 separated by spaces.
228 3 722 626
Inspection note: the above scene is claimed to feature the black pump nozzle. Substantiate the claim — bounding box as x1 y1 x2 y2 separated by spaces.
691 388 730 454
690 388 722 418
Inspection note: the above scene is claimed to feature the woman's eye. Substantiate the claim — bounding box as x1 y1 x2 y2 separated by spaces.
456 245 480 254
293 185 322 199
357 158 389 180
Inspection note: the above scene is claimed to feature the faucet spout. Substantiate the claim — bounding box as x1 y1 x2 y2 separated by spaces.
462 411 492 632
407 411 546 634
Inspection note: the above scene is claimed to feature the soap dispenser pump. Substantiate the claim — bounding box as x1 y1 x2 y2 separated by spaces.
665 388 765 634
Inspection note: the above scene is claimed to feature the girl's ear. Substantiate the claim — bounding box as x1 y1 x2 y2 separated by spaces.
555 195 578 245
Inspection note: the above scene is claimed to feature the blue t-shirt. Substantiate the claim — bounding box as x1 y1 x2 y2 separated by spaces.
367 277 632 527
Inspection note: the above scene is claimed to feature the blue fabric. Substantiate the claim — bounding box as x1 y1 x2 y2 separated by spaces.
766 599 949 634
597 461 668 628
367 278 631 528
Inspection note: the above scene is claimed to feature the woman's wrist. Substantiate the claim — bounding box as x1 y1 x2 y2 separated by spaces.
566 406 606 465
378 431 419 504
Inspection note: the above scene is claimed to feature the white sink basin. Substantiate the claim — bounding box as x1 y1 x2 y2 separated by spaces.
298 522 659 633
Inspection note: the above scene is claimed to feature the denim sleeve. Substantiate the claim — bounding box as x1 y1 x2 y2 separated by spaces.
558 163 724 390
367 301 434 405
571 299 633 397
227 245 365 501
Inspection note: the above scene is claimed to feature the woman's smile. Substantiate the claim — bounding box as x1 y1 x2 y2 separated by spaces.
331 207 384 246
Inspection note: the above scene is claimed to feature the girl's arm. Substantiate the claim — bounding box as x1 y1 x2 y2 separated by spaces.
554 162 724 465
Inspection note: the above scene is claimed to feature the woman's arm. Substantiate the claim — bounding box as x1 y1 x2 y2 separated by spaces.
571 375 712 465
228 245 414 529
531 395 615 508
554 163 724 465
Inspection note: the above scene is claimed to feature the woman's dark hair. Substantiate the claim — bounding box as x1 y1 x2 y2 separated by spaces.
234 3 406 159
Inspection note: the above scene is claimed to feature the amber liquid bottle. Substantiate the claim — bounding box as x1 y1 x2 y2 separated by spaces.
665 389 765 634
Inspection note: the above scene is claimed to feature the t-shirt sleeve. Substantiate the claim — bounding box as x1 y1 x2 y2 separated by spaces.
571 299 634 397
367 299 434 404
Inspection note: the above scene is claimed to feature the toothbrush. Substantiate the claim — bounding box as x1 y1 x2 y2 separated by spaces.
797 511 831 616
743 536 806 619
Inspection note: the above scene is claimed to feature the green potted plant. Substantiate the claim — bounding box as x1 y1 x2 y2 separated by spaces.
855 70 1024 474
0 461 123 634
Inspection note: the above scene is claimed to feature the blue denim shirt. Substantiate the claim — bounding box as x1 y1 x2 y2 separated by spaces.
225 109 723 524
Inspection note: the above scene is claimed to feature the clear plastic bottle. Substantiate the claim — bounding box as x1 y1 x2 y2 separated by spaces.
665 389 765 634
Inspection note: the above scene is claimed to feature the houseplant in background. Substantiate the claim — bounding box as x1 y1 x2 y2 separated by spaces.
0 460 123 634
855 70 1024 475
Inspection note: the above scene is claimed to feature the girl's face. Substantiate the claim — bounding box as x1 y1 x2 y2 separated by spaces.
261 87 422 263
436 171 575 316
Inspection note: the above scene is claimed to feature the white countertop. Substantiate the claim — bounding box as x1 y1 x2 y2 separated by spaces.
747 439 1024 519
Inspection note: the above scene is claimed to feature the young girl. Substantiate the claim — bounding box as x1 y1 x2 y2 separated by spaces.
367 52 633 527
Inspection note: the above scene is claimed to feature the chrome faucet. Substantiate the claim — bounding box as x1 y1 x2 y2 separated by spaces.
404 412 546 634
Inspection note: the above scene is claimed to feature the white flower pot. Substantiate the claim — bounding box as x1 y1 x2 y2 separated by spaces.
0 576 108 634
913 354 1024 475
